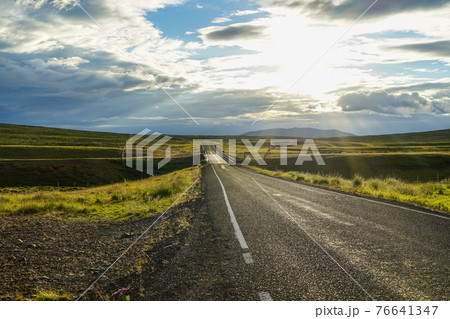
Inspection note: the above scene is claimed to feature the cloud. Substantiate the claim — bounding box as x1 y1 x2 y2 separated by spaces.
391 40 450 57
0 50 189 99
39 57 89 70
332 82 450 95
128 116 168 120
203 24 266 41
0 0 196 100
265 0 450 19
231 10 262 16
81 116 120 123
1 0 450 135
338 91 449 115
0 0 188 54
212 17 232 24
386 82 450 93
16 0 76 10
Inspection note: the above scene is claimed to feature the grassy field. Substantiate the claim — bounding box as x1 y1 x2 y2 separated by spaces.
0 123 194 187
3 123 448 185
234 129 450 213
0 166 200 221
0 124 448 300
232 129 450 181
249 167 450 213
1 123 449 213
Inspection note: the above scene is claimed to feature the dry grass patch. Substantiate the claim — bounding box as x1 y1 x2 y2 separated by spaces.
0 166 200 221
249 167 450 214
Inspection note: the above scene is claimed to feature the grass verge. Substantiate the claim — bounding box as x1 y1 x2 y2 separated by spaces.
32 290 73 301
0 166 200 221
248 166 450 214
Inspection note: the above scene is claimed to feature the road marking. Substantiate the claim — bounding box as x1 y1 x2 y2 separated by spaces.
304 183 450 220
252 177 375 301
258 291 273 301
211 165 270 298
243 252 254 264
239 166 450 221
211 165 249 249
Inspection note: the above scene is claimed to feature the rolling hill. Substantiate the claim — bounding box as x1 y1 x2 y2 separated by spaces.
1 123 449 185
0 123 193 187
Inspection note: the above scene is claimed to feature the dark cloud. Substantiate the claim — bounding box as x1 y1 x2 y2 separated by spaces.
332 82 450 95
204 25 266 41
391 40 450 57
16 0 121 22
0 47 191 106
268 0 450 19
386 82 450 93
338 91 449 115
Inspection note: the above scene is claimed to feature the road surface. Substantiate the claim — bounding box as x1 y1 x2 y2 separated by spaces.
202 146 450 300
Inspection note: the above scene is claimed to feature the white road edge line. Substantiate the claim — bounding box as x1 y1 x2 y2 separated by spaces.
258 291 273 301
243 252 254 264
76 178 200 301
238 167 449 221
320 187 450 220
212 165 249 249
252 177 375 301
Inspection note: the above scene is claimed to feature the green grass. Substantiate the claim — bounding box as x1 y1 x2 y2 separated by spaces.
0 166 200 221
1 123 449 186
32 290 73 301
0 145 121 159
230 128 450 182
249 166 450 214
0 123 195 187
255 154 450 181
0 123 193 155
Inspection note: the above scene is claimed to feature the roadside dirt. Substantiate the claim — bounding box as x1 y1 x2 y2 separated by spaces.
0 196 225 300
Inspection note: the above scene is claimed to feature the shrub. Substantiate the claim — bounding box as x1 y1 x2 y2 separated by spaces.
151 185 172 198
419 184 445 196
17 204 42 215
352 176 363 188
384 178 399 186
312 177 329 185
330 177 341 186
393 185 416 196
76 196 86 203
369 180 380 190
0 196 11 203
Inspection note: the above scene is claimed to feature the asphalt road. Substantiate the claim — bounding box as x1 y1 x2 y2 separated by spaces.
202 147 450 301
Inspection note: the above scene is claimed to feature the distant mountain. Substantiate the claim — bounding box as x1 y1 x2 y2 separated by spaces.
242 127 355 138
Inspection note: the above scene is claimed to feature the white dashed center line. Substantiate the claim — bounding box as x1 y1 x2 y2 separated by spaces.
258 292 273 301
242 252 254 264
212 165 248 249
211 165 273 301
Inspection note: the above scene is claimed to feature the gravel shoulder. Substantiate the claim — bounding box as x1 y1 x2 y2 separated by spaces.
0 193 225 301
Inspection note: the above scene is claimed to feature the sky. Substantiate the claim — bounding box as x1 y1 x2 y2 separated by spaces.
0 0 449 136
